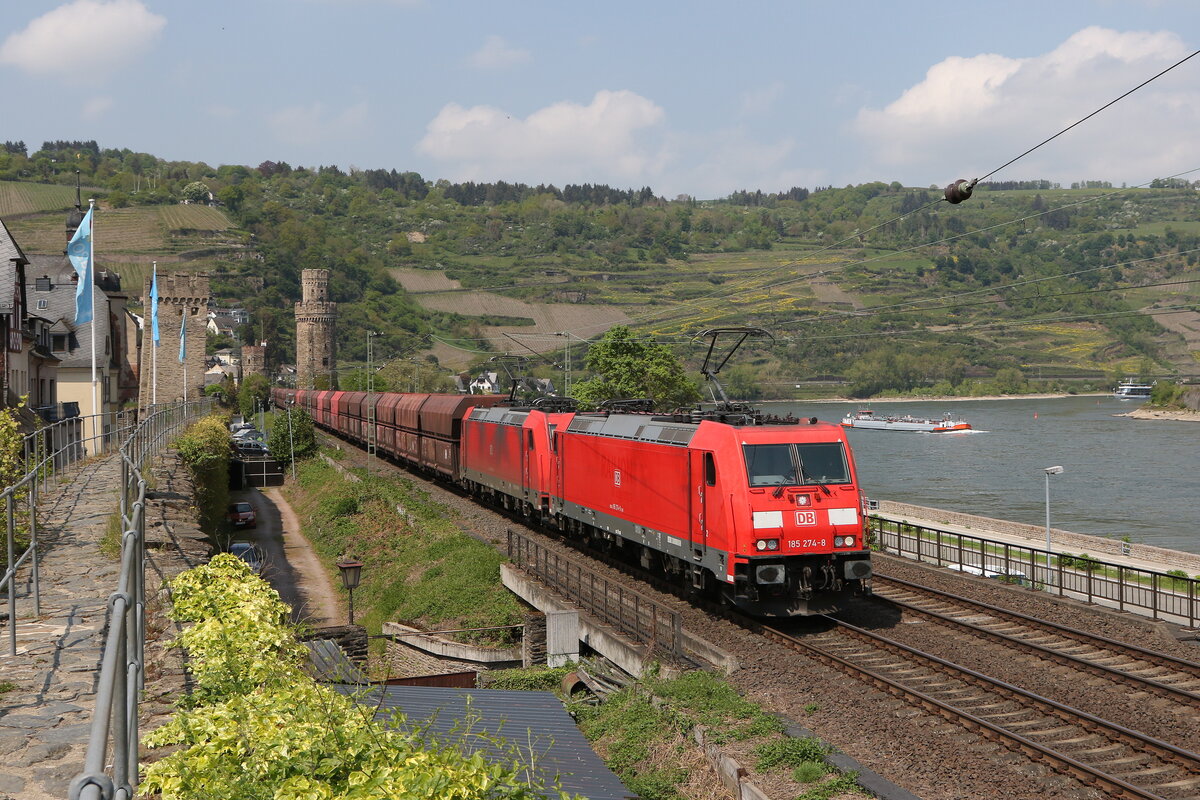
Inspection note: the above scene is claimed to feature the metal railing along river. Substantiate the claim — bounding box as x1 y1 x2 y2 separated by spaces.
872 516 1200 628
506 528 683 661
49 399 211 800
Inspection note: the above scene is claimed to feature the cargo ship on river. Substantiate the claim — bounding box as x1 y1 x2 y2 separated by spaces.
841 409 972 433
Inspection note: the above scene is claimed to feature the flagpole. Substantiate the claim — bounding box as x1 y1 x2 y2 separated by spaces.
88 199 98 445
151 262 158 407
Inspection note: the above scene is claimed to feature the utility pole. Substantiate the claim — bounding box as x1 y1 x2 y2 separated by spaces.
366 331 380 475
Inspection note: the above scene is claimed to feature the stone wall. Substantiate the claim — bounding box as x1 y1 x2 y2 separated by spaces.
138 272 209 408
242 344 266 380
295 269 336 389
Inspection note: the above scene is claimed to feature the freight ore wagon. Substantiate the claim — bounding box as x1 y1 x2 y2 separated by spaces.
275 388 872 616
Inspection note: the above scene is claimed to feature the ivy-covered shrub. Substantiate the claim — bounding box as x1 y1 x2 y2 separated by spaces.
143 554 574 800
174 414 230 538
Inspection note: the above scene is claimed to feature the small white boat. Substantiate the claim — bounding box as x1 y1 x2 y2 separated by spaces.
1113 378 1153 399
840 409 972 433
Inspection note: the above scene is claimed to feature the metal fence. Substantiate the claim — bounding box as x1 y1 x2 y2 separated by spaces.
54 399 211 800
506 528 683 661
3 409 138 657
872 516 1200 628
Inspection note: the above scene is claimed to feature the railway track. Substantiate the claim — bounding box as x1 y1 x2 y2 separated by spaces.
316 432 1200 797
759 618 1200 800
870 574 1200 705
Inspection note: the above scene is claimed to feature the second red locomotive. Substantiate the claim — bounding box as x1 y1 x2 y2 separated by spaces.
274 387 872 616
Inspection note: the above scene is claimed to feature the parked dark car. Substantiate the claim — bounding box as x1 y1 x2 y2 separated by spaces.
234 439 269 457
228 501 257 528
229 541 263 573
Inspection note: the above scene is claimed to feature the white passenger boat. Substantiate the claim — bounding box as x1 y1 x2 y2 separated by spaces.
1113 378 1153 399
840 409 972 433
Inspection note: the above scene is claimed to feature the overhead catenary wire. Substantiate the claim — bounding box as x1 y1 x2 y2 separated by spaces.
976 47 1200 183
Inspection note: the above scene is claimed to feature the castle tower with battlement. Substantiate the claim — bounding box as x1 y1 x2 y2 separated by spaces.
242 342 266 381
139 272 209 408
295 269 336 388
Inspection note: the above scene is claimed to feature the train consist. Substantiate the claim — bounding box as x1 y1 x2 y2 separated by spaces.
274 387 872 616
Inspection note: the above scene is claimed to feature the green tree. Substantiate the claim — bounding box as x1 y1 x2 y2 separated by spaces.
570 326 700 410
268 407 316 465
238 374 271 419
181 180 211 204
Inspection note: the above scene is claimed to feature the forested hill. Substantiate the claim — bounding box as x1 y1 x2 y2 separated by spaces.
3 138 1199 399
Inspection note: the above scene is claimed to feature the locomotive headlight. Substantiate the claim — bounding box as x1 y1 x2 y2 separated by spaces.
767 539 779 551
756 539 767 552
756 538 779 552
843 535 855 548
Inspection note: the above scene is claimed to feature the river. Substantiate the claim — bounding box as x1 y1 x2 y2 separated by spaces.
763 395 1200 555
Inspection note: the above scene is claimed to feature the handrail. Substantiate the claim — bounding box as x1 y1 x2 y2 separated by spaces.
2 409 137 657
56 399 213 800
506 528 683 661
871 516 1200 628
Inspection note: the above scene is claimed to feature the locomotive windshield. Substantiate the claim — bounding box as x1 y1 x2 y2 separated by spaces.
743 443 850 487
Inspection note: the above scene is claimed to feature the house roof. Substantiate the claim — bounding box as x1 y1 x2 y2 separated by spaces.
332 684 633 800
26 255 112 370
0 217 30 316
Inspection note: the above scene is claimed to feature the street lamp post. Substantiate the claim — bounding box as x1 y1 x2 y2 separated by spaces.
286 401 296 482
337 557 364 625
1043 465 1064 584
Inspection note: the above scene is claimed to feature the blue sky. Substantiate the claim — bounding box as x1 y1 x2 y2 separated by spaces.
3 0 1199 198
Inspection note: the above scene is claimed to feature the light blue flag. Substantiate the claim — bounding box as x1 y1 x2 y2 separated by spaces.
179 308 187 363
66 206 93 324
150 266 160 344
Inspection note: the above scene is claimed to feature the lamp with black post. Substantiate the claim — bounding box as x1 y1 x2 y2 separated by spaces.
337 557 364 625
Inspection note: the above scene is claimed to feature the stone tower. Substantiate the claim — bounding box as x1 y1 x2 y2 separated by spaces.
242 342 266 381
295 268 336 388
138 272 209 408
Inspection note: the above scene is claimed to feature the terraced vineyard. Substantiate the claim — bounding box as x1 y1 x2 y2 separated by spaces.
0 181 96 217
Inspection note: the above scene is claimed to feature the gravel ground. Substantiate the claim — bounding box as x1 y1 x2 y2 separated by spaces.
326 440 1200 800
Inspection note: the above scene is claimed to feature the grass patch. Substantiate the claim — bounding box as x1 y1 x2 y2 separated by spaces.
575 669 867 800
484 665 575 691
99 512 123 560
0 681 15 695
283 459 523 641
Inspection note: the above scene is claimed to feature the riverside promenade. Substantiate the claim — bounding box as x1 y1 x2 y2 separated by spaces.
0 452 207 800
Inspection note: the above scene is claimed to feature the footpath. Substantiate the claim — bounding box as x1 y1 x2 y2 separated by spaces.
0 452 208 800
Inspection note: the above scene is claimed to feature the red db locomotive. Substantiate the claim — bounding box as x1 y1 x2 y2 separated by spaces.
274 386 872 616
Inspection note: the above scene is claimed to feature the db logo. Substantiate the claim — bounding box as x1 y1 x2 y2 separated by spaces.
613 469 622 486
795 511 817 526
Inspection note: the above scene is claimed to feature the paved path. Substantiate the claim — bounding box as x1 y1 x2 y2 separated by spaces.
0 456 125 800
0 448 211 800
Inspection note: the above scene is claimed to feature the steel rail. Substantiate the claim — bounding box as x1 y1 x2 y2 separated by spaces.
756 618 1200 800
872 577 1200 705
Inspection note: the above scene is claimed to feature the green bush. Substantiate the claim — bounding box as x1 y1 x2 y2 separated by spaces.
143 554 573 800
174 414 230 542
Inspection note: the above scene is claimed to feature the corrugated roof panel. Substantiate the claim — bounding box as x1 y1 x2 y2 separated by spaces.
304 640 370 684
333 684 634 800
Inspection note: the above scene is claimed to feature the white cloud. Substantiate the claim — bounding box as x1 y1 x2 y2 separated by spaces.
418 90 667 185
0 0 165 80
740 81 786 116
82 96 113 119
853 27 1197 186
469 35 530 70
268 102 370 147
664 128 828 199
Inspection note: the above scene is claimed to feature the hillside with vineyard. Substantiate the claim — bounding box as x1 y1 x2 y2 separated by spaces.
2 139 1198 398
